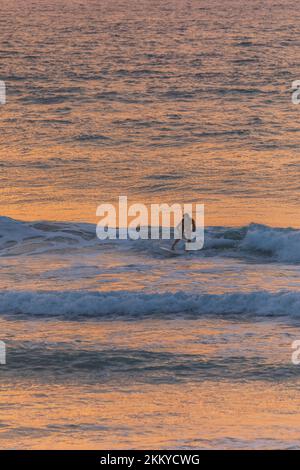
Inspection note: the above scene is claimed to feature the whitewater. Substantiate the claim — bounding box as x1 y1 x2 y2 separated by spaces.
0 216 299 322
1 217 300 449
1 216 300 262
1 0 300 451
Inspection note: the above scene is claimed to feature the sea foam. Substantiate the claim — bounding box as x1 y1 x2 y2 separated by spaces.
0 217 299 263
0 290 299 319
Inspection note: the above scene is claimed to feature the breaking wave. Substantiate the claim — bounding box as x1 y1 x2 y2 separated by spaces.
0 216 299 263
0 289 299 319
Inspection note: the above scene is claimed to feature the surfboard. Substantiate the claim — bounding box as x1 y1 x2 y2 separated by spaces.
159 246 186 256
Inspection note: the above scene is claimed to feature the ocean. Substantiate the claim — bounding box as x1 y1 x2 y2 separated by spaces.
1 0 300 449
1 218 300 448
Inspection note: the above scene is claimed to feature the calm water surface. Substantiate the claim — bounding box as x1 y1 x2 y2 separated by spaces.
1 0 300 225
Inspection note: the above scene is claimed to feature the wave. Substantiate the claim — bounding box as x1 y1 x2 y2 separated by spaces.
0 216 299 263
0 216 97 256
0 290 299 319
239 225 300 262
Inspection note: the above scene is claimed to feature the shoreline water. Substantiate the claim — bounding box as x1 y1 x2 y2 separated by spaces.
1 315 300 450
1 214 300 448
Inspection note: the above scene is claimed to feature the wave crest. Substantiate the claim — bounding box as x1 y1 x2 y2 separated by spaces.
0 217 299 263
0 290 299 319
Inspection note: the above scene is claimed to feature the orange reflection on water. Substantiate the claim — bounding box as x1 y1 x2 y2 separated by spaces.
1 318 299 449
2 380 300 449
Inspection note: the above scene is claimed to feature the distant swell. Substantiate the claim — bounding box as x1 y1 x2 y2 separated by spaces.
0 290 299 319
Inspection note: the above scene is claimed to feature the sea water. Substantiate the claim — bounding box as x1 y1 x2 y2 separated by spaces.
1 0 300 449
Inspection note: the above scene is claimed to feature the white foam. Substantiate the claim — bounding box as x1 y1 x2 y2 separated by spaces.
240 224 300 262
0 290 299 319
1 217 300 263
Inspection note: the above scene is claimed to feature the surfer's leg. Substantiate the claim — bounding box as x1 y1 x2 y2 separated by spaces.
171 239 180 250
184 239 191 251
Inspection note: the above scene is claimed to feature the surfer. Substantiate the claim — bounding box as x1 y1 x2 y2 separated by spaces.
171 213 196 251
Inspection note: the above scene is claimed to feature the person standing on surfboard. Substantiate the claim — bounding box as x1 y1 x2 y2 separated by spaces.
171 213 196 251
